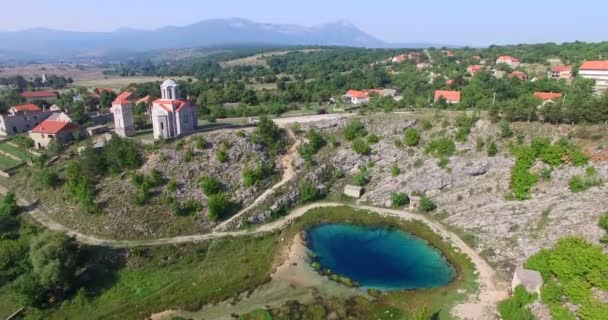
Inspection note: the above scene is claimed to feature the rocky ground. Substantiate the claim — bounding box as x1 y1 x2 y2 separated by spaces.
46 128 280 240
240 113 608 278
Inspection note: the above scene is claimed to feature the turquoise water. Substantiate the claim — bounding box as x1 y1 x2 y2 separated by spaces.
307 223 455 290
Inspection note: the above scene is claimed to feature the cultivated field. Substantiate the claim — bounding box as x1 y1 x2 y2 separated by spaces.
72 76 194 88
220 49 323 68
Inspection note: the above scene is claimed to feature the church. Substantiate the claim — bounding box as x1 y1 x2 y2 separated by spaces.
151 79 198 139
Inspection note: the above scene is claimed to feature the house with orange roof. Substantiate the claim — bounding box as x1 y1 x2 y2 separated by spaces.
0 103 56 136
442 50 455 57
434 90 461 104
391 54 407 63
579 61 608 95
467 65 483 75
534 92 563 102
496 56 520 68
548 66 572 80
509 71 528 81
29 120 81 149
151 80 197 139
408 52 421 62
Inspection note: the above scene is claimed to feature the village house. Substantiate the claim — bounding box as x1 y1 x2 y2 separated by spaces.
408 52 421 62
509 71 528 81
471 55 481 60
0 104 54 136
442 50 455 57
416 62 431 71
20 90 58 103
344 185 364 198
496 55 520 68
434 90 461 104
110 91 136 137
391 54 407 63
579 60 608 95
548 65 572 80
343 89 398 105
29 119 81 149
446 79 455 85
534 92 563 102
151 79 198 139
467 65 483 75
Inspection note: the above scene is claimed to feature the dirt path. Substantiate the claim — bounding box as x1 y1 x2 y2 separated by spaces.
212 125 300 231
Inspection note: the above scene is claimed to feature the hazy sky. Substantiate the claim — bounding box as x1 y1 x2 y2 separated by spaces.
2 0 607 46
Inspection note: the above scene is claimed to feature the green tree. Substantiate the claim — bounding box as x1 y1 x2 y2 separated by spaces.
29 232 79 298
299 182 319 203
199 176 223 196
207 193 234 222
342 120 368 141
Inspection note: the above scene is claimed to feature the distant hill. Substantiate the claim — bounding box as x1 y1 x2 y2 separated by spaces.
0 18 445 61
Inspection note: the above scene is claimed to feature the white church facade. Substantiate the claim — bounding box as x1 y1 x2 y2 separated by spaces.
151 79 197 139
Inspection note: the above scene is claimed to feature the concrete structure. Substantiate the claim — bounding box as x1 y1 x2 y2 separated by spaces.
110 91 136 137
151 79 197 139
46 112 72 122
579 61 608 95
344 185 364 198
49 104 62 112
20 91 57 103
512 267 543 295
548 66 572 81
434 90 461 104
29 120 81 149
496 56 520 68
0 104 53 136
409 196 422 211
86 125 109 136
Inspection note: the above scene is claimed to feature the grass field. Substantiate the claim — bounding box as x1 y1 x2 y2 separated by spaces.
0 143 29 161
0 154 22 171
73 76 194 89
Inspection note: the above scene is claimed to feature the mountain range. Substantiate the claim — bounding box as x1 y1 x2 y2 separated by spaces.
0 18 445 61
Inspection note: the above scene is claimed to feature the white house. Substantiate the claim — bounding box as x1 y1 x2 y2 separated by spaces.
343 90 371 105
151 79 197 139
496 55 520 68
110 91 136 137
579 61 608 95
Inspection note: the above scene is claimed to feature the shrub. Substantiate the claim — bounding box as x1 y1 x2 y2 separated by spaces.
183 148 194 162
404 128 421 146
391 163 400 177
208 193 234 221
420 120 432 130
500 121 513 138
235 130 246 138
353 167 370 186
216 146 228 163
367 133 380 144
498 286 535 320
195 136 207 149
342 120 367 141
419 196 437 212
487 139 498 157
12 136 34 148
568 175 601 193
391 192 409 208
134 182 150 205
600 213 608 232
199 176 223 195
475 136 485 151
454 114 478 142
299 182 319 203
424 137 455 158
40 169 59 188
146 169 164 187
166 180 177 192
351 138 371 156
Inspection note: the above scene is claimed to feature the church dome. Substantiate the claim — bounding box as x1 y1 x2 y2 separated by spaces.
161 79 177 88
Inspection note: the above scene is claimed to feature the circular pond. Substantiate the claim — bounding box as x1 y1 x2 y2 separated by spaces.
307 223 455 290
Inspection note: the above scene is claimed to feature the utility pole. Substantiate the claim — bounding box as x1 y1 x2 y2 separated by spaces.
562 93 567 105
492 92 497 105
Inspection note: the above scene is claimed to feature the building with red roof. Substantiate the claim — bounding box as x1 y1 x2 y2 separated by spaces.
534 92 563 101
446 79 455 85
151 80 197 139
391 54 407 63
496 56 521 68
442 50 455 57
20 91 57 103
0 102 57 136
548 65 572 80
472 55 481 60
111 91 136 137
579 61 608 95
29 120 81 149
509 71 528 81
467 65 483 75
8 104 42 115
434 90 461 104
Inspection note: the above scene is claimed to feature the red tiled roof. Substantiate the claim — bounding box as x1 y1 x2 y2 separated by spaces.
97 88 115 94
497 55 520 63
467 65 483 73
580 61 608 71
152 99 191 113
113 91 132 104
136 95 150 104
20 91 57 98
534 92 563 101
446 79 455 85
472 55 481 60
31 120 79 134
509 71 528 79
11 104 42 112
551 65 571 72
434 90 461 102
345 90 370 99
393 54 407 62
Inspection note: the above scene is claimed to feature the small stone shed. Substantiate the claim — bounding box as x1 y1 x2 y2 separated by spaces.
512 267 543 295
344 185 364 198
